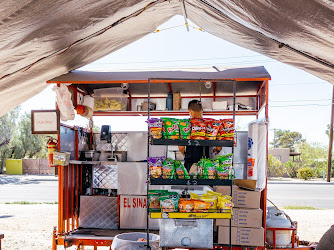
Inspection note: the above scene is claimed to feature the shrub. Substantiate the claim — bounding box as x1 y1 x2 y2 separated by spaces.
297 167 314 180
284 160 300 178
268 154 285 177
314 165 327 178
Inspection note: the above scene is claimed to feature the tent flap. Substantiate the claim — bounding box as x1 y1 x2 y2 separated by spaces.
0 0 333 116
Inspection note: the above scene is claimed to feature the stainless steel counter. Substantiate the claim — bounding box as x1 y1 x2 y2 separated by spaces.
69 160 117 165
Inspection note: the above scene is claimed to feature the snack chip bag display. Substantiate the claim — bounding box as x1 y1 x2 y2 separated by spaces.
205 119 221 140
178 198 194 212
219 119 235 140
159 192 179 212
161 118 180 139
148 190 168 211
179 119 191 139
175 160 190 179
193 200 211 212
147 156 165 179
162 158 175 179
190 118 206 140
146 118 163 139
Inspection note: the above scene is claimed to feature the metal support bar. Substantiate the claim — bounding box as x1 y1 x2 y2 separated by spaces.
180 0 189 32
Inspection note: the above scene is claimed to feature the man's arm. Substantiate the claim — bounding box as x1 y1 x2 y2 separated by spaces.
179 146 185 156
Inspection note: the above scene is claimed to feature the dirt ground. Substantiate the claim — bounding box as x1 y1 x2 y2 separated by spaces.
0 204 333 249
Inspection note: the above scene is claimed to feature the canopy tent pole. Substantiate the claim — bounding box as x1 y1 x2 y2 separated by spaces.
180 0 189 32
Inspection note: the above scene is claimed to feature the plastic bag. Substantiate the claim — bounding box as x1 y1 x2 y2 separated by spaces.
52 85 75 121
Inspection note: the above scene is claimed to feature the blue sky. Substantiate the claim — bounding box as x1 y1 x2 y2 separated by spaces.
22 16 332 145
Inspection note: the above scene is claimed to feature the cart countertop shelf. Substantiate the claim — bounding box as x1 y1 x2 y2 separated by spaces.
150 178 232 186
151 139 234 147
150 212 231 219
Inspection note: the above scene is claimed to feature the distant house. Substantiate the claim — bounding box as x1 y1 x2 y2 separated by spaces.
268 148 301 163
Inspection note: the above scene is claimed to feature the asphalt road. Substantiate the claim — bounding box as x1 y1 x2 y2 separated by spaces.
267 180 334 209
1 175 334 209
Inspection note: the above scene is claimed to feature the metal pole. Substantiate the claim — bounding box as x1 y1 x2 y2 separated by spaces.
327 86 334 182
146 78 151 249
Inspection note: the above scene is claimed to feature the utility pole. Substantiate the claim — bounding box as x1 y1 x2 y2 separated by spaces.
327 86 334 182
273 128 277 148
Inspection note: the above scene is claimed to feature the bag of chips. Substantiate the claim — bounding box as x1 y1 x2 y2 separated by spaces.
193 200 211 212
216 164 231 180
162 158 175 179
148 190 168 212
190 192 202 200
146 118 163 139
147 156 165 179
200 196 217 212
217 195 234 210
178 198 194 212
205 119 221 140
161 118 180 139
196 159 205 179
175 160 190 179
179 119 191 139
190 118 206 140
217 154 233 165
159 192 179 212
203 159 216 179
219 119 235 140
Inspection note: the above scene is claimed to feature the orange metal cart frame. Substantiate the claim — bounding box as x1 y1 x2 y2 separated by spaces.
49 73 314 250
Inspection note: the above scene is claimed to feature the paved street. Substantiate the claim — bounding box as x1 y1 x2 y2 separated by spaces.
0 175 58 203
267 179 334 209
0 175 334 209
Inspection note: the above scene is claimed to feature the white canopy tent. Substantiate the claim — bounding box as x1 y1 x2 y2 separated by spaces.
0 0 334 116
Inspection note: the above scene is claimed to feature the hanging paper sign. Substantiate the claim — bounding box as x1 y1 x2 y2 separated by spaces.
31 110 60 134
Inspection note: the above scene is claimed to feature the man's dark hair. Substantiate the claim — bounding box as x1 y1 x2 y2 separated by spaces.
188 100 202 112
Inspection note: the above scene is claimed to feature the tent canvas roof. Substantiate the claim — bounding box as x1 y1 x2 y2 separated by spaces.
47 66 271 83
0 0 333 116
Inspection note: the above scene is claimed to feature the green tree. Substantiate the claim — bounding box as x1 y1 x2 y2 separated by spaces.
0 107 21 173
284 160 301 178
325 124 330 137
272 129 304 152
11 113 48 159
268 154 285 177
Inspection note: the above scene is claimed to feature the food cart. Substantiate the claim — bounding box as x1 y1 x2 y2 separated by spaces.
46 66 314 250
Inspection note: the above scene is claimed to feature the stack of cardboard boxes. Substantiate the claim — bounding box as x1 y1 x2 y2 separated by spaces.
216 185 265 247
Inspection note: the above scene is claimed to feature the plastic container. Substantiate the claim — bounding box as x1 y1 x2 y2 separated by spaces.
94 88 127 111
53 152 70 166
111 232 159 250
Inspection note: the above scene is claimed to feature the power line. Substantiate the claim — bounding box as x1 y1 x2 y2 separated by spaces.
93 55 272 65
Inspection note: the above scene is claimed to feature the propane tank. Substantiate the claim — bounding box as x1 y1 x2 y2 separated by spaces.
266 208 292 248
47 137 58 167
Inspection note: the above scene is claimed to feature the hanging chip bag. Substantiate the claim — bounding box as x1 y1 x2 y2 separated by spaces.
175 160 190 179
162 158 175 179
162 118 180 139
147 156 165 179
148 190 168 212
146 118 163 139
159 192 179 212
190 118 206 140
179 119 191 139
205 119 221 140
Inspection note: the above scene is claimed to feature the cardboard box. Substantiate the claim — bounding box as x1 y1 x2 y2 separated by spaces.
218 226 264 246
216 185 261 209
216 208 263 228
